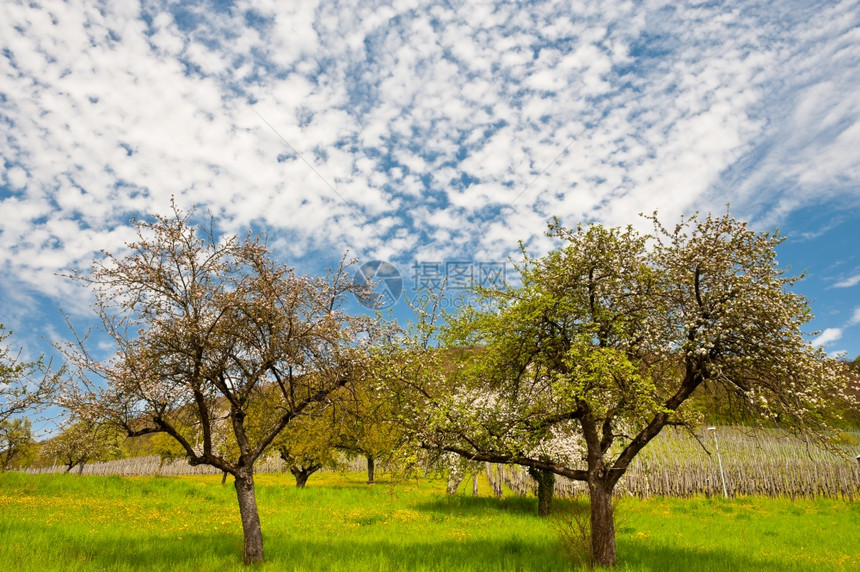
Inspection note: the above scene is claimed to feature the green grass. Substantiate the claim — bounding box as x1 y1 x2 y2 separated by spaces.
615 496 859 571
0 471 857 571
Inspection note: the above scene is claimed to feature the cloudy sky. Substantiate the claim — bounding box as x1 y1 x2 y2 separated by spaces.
2 0 860 361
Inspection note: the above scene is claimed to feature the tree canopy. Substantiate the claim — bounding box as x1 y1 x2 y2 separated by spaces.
58 204 377 564
40 418 125 474
0 417 35 471
0 325 55 425
396 212 856 567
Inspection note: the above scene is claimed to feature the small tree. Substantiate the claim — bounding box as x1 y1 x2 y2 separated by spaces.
0 417 35 470
42 418 125 474
272 376 405 487
335 375 405 484
0 417 36 471
272 395 343 488
59 204 374 564
0 325 55 424
404 212 857 567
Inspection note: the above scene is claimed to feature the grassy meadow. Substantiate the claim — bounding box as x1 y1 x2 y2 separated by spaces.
1 470 858 571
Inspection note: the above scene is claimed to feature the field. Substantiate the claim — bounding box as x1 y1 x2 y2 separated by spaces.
1 471 858 571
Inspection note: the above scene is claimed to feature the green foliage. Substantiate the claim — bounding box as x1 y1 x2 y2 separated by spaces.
148 431 191 463
334 362 407 480
272 400 343 486
0 417 35 470
40 420 126 473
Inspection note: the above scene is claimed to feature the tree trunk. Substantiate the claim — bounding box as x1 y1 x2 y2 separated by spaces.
589 480 617 567
537 469 555 517
472 472 479 496
485 463 503 498
290 465 321 488
366 455 375 484
293 469 310 488
234 468 265 565
447 472 464 495
529 467 555 517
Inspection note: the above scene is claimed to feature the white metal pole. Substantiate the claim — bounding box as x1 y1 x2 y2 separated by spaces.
708 427 728 498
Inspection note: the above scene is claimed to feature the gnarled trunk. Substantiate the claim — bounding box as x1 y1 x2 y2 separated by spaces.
234 468 264 565
366 455 375 484
290 464 321 488
589 480 616 567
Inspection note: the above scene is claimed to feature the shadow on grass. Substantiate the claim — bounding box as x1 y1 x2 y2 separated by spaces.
2 523 241 571
23 533 563 570
38 536 821 571
615 540 821 572
412 494 598 521
290 480 397 491
5 520 825 571
413 493 544 517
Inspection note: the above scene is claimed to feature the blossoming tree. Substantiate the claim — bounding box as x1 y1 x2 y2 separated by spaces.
0 325 55 424
409 212 856 567
59 204 375 564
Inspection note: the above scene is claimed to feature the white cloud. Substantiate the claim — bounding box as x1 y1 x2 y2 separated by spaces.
4 166 28 189
849 308 860 326
834 275 860 288
812 328 843 348
1 0 859 360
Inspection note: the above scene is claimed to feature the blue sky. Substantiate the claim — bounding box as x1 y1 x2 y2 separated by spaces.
1 0 860 367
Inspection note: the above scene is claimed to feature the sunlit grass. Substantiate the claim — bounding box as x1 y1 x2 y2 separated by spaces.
0 471 857 570
615 495 859 571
